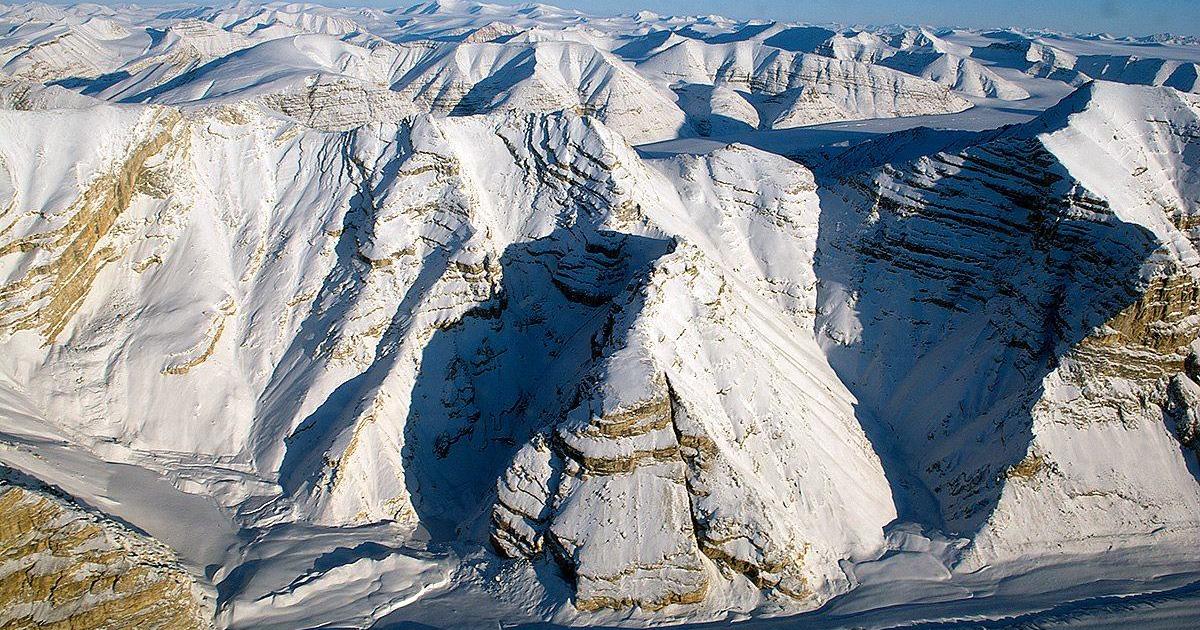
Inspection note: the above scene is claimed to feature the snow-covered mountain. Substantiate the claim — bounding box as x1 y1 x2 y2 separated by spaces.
817 82 1200 556
1 2 1200 629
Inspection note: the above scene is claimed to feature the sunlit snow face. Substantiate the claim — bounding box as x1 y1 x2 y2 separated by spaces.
2 2 1200 628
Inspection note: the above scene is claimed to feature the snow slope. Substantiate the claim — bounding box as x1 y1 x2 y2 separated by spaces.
815 82 1200 563
1 2 1200 629
0 94 893 617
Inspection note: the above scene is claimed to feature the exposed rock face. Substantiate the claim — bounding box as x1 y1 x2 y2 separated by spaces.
0 107 181 344
817 83 1200 564
976 40 1089 85
1168 366 1200 463
490 247 871 610
978 40 1200 93
5 7 990 142
0 20 127 83
388 40 691 144
491 143 898 610
461 22 521 44
879 51 1031 100
0 482 210 629
0 75 98 110
962 84 1200 561
490 281 715 611
636 39 973 129
495 369 711 612
0 93 895 613
260 76 420 131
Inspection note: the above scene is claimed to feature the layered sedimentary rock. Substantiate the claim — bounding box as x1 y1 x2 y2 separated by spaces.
879 51 1031 100
496 368 710 612
0 94 895 614
0 480 210 629
817 83 1200 564
965 83 1200 560
492 144 897 610
0 106 181 344
387 40 691 143
260 76 421 131
636 39 973 129
978 39 1200 93
96 32 691 144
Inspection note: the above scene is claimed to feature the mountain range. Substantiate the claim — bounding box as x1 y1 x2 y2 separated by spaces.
1 2 1200 629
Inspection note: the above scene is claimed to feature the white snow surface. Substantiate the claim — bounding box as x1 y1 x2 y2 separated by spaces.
0 2 1199 629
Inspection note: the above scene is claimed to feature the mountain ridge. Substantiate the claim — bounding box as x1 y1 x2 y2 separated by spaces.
0 2 1199 628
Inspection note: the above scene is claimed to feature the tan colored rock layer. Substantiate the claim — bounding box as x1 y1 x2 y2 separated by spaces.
1087 272 1200 355
0 483 210 630
0 109 181 344
494 375 822 611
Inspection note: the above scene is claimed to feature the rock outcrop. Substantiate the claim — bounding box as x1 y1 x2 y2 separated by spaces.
0 480 210 629
817 83 1200 565
636 39 973 129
